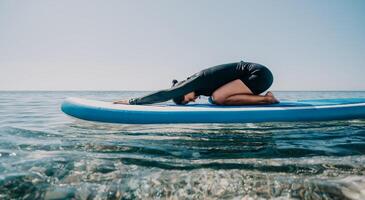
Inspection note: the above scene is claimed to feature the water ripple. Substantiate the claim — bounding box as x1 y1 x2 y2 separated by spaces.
0 91 365 199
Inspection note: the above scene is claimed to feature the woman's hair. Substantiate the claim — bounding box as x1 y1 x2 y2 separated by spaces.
171 79 186 105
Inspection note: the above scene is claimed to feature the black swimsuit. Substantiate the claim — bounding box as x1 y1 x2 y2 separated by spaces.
129 61 273 105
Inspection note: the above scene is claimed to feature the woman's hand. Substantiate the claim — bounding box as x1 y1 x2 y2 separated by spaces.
113 100 130 105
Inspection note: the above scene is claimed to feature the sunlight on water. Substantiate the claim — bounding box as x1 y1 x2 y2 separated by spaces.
0 91 365 199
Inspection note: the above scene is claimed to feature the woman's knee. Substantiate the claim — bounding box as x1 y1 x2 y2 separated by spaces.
211 93 226 105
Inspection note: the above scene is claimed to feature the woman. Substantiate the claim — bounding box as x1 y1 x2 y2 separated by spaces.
114 61 279 105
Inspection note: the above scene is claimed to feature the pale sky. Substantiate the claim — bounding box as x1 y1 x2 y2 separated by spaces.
1 0 364 91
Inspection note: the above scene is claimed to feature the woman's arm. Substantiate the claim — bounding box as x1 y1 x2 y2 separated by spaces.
128 72 203 105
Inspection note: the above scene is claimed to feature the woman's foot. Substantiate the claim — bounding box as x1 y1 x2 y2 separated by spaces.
265 91 280 104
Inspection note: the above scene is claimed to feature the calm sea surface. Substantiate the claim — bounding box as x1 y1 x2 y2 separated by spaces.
0 91 365 200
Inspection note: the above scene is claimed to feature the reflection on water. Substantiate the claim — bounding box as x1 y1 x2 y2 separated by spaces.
0 91 365 199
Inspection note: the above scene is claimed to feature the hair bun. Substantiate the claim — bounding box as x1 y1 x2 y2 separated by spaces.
172 79 178 86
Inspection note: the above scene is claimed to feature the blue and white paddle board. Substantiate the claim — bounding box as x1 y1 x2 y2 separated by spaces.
61 97 365 124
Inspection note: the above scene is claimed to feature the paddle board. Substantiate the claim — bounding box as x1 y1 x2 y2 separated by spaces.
61 97 365 124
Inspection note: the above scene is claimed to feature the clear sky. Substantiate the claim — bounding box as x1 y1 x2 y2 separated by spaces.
1 0 364 91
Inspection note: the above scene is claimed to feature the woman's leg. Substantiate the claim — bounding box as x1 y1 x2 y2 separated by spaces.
220 92 277 105
211 79 278 105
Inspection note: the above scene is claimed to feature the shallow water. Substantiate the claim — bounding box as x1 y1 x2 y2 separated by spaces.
0 91 365 199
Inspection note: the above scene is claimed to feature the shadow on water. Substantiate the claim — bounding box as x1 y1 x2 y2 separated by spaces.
1 120 364 168
61 119 365 161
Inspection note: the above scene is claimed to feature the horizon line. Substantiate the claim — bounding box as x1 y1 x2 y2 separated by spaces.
1 90 365 92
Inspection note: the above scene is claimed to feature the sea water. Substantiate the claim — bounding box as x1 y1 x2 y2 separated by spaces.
0 91 364 199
